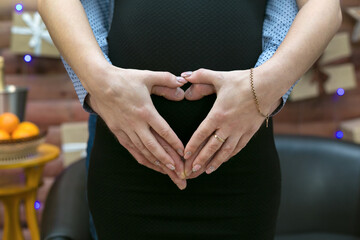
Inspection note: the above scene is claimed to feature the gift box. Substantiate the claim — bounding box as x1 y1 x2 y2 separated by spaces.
289 32 356 101
340 118 360 144
346 7 360 43
61 122 89 167
10 11 59 58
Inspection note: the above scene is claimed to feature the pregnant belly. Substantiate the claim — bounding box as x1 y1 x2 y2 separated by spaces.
151 92 216 145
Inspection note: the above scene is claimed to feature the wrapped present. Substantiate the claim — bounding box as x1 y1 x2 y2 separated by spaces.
322 63 357 94
346 7 360 43
319 32 351 65
340 118 360 144
289 69 319 101
290 32 356 101
10 11 59 58
61 122 88 167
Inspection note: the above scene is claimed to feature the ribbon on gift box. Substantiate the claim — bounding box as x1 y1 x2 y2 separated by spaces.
11 12 54 55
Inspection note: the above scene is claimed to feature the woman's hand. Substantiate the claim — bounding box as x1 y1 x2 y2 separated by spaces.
181 68 281 178
87 65 187 181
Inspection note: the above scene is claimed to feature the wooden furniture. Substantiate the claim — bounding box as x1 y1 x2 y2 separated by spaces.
0 144 60 240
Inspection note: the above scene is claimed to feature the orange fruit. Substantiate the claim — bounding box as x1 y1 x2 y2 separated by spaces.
16 122 40 135
0 129 11 140
12 128 33 139
0 112 20 134
12 122 40 139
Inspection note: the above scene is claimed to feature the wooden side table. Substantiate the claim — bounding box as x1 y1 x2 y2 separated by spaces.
0 144 60 240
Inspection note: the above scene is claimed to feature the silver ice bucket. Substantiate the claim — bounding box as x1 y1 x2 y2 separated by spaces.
0 85 28 121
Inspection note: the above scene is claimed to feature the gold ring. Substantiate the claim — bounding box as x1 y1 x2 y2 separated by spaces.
214 134 225 143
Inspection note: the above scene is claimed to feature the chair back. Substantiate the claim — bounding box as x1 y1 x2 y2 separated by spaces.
275 135 360 236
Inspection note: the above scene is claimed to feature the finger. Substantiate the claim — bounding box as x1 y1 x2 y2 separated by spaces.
184 83 216 101
115 130 167 174
230 133 253 158
181 68 220 87
204 136 238 174
125 139 186 190
136 127 177 170
152 86 185 101
183 112 218 160
148 110 185 156
151 128 186 179
190 131 227 173
127 131 167 168
184 139 207 178
147 71 187 89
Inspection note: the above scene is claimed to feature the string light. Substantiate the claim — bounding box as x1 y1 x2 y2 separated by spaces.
24 54 32 63
15 3 23 12
335 131 344 139
34 201 41 210
337 88 345 96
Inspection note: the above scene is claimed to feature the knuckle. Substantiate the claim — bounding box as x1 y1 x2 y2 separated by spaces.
134 141 145 151
238 141 247 150
137 158 147 165
161 72 173 82
196 68 207 77
222 145 233 155
137 107 151 120
196 131 210 141
208 142 220 152
158 127 171 139
210 111 225 122
143 139 157 151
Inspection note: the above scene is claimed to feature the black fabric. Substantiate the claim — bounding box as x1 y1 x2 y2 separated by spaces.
88 1 281 239
275 233 360 240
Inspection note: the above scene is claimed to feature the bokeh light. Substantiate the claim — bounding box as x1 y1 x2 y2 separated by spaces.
34 201 41 210
337 88 345 96
335 131 344 139
15 3 23 12
24 54 32 63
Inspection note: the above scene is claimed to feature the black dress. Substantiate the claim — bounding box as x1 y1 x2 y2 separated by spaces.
88 1 281 239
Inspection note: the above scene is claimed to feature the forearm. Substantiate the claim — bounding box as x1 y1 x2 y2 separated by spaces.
38 0 110 93
257 0 342 106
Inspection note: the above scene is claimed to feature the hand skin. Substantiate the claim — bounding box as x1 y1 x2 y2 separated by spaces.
38 0 188 189
182 0 342 178
86 66 188 189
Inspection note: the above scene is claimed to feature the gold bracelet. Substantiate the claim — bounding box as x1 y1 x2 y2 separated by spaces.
250 68 269 128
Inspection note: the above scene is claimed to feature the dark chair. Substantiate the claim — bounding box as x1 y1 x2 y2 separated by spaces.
41 135 360 240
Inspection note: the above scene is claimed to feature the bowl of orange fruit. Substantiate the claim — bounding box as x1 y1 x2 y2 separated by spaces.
0 112 46 161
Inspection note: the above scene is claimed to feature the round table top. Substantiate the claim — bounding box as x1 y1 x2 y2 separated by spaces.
0 143 60 169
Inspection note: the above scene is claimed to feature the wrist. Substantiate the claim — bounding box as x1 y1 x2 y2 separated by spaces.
250 66 287 116
84 62 125 96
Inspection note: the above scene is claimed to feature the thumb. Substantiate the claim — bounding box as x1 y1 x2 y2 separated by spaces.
181 68 219 86
147 71 187 89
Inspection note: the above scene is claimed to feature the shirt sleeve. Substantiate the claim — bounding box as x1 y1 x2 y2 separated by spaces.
255 0 299 116
61 0 113 113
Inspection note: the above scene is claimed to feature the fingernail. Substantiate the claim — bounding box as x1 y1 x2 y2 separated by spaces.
177 149 184 156
185 151 192 159
192 164 201 172
181 71 193 78
166 164 176 171
176 77 187 84
180 182 187 190
206 166 215 174
175 88 183 97
154 160 161 166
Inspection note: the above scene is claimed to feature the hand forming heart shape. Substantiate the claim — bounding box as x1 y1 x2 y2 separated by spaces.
87 65 281 190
